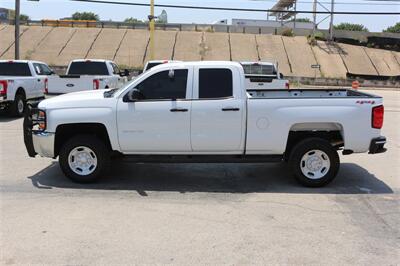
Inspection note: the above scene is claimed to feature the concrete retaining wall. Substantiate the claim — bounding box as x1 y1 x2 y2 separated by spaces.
173 31 202 61
230 33 259 62
114 29 149 68
202 32 230 61
365 47 400 77
32 27 77 65
282 36 321 78
337 43 378 76
1 26 53 60
256 35 291 76
311 41 347 79
0 25 29 58
58 28 101 65
86 28 127 61
143 30 177 63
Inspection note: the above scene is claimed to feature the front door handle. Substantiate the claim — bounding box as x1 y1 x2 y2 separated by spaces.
222 107 240 111
170 108 188 112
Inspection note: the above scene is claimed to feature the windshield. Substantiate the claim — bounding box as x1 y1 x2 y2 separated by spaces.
0 62 31 76
68 62 109 75
103 73 143 98
144 62 162 71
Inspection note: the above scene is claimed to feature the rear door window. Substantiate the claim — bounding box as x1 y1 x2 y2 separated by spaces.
0 62 31 76
136 69 188 100
68 62 109 75
198 69 232 99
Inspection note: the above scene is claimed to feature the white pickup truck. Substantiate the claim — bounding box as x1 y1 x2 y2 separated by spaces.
24 61 386 187
0 60 49 116
241 61 289 90
47 59 129 94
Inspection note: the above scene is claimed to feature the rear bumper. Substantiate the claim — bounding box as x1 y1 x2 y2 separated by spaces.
369 136 387 154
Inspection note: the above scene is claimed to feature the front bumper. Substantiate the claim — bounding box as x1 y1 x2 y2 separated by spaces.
369 136 387 154
23 105 55 158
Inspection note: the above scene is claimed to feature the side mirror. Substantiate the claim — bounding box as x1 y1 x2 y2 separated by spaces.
120 69 129 77
124 88 144 102
279 73 284 79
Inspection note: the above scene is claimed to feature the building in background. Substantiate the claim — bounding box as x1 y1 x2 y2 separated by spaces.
0 7 15 20
232 18 314 30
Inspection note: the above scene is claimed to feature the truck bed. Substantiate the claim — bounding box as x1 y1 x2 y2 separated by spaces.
247 88 378 99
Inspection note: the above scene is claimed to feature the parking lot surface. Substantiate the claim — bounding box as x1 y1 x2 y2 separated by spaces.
1 89 399 265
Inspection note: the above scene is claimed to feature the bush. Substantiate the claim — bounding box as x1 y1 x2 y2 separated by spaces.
281 28 294 37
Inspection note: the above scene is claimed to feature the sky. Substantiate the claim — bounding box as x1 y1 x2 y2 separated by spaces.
1 0 399 32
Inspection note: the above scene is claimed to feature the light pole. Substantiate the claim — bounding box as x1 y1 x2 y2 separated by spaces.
15 0 20 59
329 0 335 41
148 0 155 60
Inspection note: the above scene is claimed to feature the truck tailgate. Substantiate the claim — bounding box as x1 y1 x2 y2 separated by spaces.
47 76 95 94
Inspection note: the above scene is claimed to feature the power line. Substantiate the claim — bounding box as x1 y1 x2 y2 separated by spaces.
70 0 400 15
249 0 400 5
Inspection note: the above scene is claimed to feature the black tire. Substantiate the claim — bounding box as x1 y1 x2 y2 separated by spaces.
10 93 25 117
289 138 340 187
59 135 110 183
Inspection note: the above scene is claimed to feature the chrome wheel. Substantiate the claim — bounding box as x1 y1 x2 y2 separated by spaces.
300 149 330 180
17 98 24 114
68 146 98 176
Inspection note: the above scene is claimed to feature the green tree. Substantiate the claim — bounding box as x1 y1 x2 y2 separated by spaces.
291 17 311 23
383 22 400 33
334 23 368 32
71 12 99 21
124 17 143 23
19 14 30 21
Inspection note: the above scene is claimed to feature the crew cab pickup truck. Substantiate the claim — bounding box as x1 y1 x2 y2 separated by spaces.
24 61 386 187
0 60 50 116
241 61 289 90
47 59 129 94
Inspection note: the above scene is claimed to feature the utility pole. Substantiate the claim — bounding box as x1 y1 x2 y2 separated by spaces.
15 0 20 59
149 0 155 60
329 0 335 41
312 0 317 34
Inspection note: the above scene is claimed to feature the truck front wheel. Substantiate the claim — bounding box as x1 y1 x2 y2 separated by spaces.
59 135 110 183
289 138 339 187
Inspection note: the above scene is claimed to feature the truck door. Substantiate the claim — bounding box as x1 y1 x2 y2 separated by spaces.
116 67 193 153
190 67 246 153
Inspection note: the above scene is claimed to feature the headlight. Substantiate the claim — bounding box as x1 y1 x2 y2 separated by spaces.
32 109 46 131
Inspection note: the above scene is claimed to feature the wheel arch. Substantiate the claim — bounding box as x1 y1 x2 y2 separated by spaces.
54 123 112 157
284 122 345 160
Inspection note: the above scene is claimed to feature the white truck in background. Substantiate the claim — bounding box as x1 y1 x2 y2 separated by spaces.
241 61 289 90
24 61 386 187
0 60 50 116
47 59 129 94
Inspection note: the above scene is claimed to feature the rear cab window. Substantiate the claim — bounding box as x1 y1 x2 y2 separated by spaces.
0 62 32 76
68 61 109 75
198 68 233 99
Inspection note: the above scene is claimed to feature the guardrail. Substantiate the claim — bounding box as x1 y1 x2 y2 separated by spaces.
1 18 399 40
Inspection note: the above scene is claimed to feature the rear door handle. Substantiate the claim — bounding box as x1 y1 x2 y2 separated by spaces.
170 108 188 112
222 107 240 111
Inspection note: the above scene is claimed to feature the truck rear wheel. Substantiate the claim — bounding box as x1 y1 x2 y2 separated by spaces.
59 135 109 183
289 138 339 187
10 93 25 117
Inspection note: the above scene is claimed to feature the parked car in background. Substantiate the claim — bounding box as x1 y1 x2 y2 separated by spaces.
0 60 49 116
241 61 289 91
24 61 386 187
143 60 182 72
47 59 129 94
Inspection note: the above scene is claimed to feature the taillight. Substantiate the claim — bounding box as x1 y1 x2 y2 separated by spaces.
372 105 384 129
93 79 100 90
0 80 8 96
44 78 48 94
285 82 290 90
